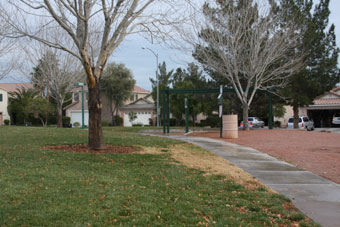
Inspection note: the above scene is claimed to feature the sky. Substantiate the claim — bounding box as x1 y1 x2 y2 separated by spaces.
1 0 340 91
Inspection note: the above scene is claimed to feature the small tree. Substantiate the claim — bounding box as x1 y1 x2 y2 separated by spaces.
101 63 135 126
27 46 84 128
25 97 55 127
128 112 137 125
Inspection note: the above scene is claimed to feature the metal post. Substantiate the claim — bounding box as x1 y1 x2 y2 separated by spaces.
268 92 273 129
142 47 159 127
81 85 85 129
163 91 166 134
167 90 170 133
185 96 189 133
75 82 85 129
218 85 223 138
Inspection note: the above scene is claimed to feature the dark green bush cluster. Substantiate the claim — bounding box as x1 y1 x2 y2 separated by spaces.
4 119 10 125
274 121 281 128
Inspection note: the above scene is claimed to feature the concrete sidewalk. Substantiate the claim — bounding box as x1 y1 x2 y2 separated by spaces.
144 133 340 227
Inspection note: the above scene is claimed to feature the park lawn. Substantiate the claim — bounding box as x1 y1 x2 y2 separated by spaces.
0 127 317 226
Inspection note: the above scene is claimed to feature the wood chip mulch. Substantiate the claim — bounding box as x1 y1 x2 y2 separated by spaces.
43 144 141 154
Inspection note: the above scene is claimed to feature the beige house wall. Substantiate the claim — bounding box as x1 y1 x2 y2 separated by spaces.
274 105 307 127
0 89 11 125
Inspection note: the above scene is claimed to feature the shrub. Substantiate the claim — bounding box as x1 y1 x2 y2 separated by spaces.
114 115 123 126
73 122 80 127
169 118 177 126
149 118 153 126
132 123 143 127
4 119 10 125
201 115 220 128
62 116 71 125
274 121 281 128
102 120 109 127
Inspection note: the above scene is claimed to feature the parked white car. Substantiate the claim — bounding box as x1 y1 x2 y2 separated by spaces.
288 116 314 131
332 113 340 126
240 117 264 128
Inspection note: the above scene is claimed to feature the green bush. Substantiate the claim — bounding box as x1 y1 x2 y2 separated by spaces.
62 116 71 125
114 115 123 126
274 121 281 128
4 119 10 125
102 120 109 127
169 118 177 126
73 122 80 127
201 115 220 128
132 123 143 127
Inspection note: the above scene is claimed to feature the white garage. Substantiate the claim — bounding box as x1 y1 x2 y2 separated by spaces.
123 111 152 127
70 111 89 126
120 96 155 127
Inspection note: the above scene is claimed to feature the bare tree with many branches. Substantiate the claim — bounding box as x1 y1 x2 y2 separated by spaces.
22 42 84 128
0 13 15 79
1 0 192 149
181 0 304 130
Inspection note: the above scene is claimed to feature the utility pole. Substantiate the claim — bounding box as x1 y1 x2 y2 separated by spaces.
142 47 160 127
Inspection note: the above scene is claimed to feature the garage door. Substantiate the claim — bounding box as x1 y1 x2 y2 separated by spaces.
124 111 152 127
71 111 89 126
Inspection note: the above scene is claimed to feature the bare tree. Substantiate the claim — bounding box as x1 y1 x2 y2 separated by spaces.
180 0 304 130
1 0 192 149
0 13 15 79
21 41 84 128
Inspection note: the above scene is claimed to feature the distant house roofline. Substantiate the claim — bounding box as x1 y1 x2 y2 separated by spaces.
0 83 33 93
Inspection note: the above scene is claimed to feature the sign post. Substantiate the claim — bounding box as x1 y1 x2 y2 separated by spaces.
74 82 85 129
185 96 189 133
218 85 223 138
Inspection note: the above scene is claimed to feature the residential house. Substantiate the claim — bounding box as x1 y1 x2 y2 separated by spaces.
275 86 340 127
0 83 33 125
64 85 153 126
120 94 155 126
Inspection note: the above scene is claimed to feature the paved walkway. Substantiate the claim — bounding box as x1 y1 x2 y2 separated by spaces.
144 133 340 227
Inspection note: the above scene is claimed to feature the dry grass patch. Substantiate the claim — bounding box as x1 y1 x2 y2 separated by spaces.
140 144 269 191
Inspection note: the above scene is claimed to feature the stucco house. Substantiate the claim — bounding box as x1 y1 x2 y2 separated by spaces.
120 94 155 126
0 83 33 125
275 86 340 127
64 85 153 126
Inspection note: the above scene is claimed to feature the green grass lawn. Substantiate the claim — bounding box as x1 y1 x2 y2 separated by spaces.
0 126 317 226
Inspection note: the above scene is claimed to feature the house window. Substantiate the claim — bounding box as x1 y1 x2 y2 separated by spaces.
74 92 79 102
0 94 2 102
135 94 138 100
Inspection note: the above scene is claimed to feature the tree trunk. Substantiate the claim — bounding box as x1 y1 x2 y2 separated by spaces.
88 80 105 150
293 105 299 129
57 102 63 128
242 102 249 130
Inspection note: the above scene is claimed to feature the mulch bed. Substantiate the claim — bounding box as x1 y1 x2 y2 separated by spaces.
189 130 340 184
43 144 141 154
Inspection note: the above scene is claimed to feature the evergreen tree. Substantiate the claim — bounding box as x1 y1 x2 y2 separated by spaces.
101 63 135 125
280 0 340 127
149 62 174 124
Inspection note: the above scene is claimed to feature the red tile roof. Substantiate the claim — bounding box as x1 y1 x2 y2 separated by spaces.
0 83 33 92
313 98 340 105
133 85 149 93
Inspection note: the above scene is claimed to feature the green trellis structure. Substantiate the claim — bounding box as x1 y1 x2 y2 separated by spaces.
161 88 273 134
